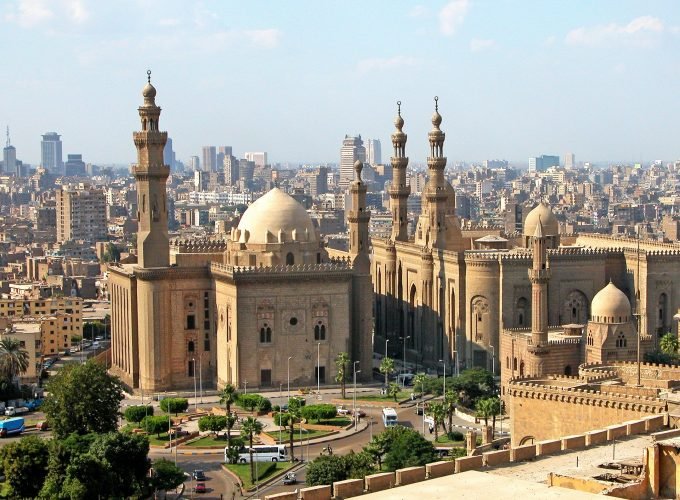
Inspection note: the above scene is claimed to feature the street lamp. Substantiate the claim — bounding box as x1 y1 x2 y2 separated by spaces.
244 380 248 395
192 358 197 411
317 342 321 396
199 354 203 403
439 359 446 396
353 361 360 431
287 356 294 402
453 350 460 377
385 338 390 357
402 336 411 387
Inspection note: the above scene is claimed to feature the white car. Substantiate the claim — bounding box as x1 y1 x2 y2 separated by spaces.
337 406 350 416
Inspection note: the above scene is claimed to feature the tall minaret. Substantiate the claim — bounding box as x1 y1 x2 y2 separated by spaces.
528 217 550 346
348 160 370 272
133 71 170 268
389 102 410 241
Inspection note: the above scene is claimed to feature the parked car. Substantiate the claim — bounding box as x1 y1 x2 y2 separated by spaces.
336 406 350 416
192 470 206 481
194 482 206 493
282 473 297 485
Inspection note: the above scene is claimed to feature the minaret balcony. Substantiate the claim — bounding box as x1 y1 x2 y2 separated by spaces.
528 269 551 281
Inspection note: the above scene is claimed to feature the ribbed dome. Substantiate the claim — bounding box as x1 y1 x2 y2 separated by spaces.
591 282 631 322
524 202 559 237
236 188 317 245
142 82 156 99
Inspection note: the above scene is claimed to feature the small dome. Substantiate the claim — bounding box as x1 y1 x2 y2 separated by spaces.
394 113 404 130
591 282 631 322
431 110 442 128
236 188 317 245
354 159 363 180
524 202 558 237
142 82 156 99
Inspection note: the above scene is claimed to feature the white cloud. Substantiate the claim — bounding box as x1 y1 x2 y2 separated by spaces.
565 15 664 47
66 0 89 24
409 5 429 18
357 56 418 74
439 0 469 36
159 18 180 27
470 38 495 52
243 29 282 49
5 0 53 27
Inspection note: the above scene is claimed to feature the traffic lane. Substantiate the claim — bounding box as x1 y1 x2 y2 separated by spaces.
149 452 236 499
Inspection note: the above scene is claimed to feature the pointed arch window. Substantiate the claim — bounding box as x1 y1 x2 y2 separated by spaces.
260 323 272 344
616 333 627 348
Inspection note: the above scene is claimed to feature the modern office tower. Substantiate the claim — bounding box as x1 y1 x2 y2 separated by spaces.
528 154 560 172
339 135 366 189
238 158 255 184
56 184 107 243
564 152 575 169
483 159 508 169
163 137 176 170
223 154 239 185
41 132 63 172
3 127 16 175
189 156 200 171
218 146 232 156
244 152 267 168
202 146 216 172
365 139 382 166
64 154 86 176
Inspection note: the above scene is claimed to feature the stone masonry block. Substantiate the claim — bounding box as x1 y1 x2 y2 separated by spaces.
300 484 332 500
333 478 364 499
483 449 510 466
645 415 665 432
606 424 627 440
626 419 646 436
396 466 426 486
426 461 455 478
364 472 395 492
511 444 537 462
536 439 561 455
455 455 484 473
586 429 607 447
561 434 586 450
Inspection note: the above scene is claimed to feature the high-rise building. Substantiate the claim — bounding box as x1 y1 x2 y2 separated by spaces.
41 132 63 172
365 139 382 166
564 152 575 169
202 146 216 172
244 152 267 168
64 154 86 176
189 156 200 171
3 127 17 175
163 137 176 170
339 135 365 189
223 155 239 185
56 184 107 243
528 154 560 172
218 146 232 156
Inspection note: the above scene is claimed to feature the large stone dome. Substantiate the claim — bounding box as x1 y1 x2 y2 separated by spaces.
236 188 317 245
524 202 559 237
591 282 632 323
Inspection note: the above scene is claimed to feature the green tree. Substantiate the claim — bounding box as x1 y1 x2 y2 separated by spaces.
0 337 30 383
334 352 350 399
450 368 495 408
429 402 446 442
102 242 121 263
141 415 170 438
87 431 151 497
380 426 436 471
39 434 97 498
660 333 679 357
124 405 154 423
240 416 264 484
198 414 227 435
160 397 189 416
302 404 337 424
379 357 395 387
287 397 304 461
486 397 502 436
42 361 124 438
388 382 401 402
413 372 428 397
0 435 49 498
475 397 496 428
151 458 186 493
306 455 347 486
219 383 239 457
444 389 458 432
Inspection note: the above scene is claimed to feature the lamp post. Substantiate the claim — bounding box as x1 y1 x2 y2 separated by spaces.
453 350 459 377
385 338 389 357
287 356 294 402
192 357 197 411
402 336 411 387
439 359 446 396
244 380 248 395
317 342 321 396
353 361 360 431
199 354 203 404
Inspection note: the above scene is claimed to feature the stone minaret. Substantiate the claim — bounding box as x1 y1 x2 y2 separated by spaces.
389 102 410 241
528 217 550 346
348 160 373 381
133 71 170 268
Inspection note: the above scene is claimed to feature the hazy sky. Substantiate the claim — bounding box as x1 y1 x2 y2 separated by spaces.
2 0 680 166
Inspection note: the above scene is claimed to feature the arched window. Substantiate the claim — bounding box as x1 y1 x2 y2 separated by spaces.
616 333 626 348
286 253 294 265
513 357 518 370
187 341 194 352
506 356 510 369
564 365 572 376
260 323 272 343
519 360 525 376
314 322 326 341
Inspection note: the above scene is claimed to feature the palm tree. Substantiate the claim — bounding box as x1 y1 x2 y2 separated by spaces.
476 397 494 428
334 352 349 399
219 384 239 457
287 397 304 461
379 357 395 388
0 338 29 384
240 416 263 483
388 382 400 402
444 390 458 432
660 333 679 357
413 373 428 398
430 402 446 442
488 397 501 437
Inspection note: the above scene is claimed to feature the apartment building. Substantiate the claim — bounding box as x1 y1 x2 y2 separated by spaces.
56 184 107 243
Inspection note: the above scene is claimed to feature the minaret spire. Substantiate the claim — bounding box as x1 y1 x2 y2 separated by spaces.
133 71 170 268
389 101 410 241
422 96 449 248
348 159 370 271
529 216 550 347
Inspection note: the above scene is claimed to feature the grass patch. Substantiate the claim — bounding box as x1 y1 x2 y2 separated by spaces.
433 435 465 445
185 434 229 447
267 426 334 443
356 391 411 402
147 432 173 446
313 417 351 427
225 461 296 490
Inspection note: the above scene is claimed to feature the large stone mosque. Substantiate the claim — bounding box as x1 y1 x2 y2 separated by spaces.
111 75 680 395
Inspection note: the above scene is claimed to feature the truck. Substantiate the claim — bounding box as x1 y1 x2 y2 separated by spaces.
5 406 29 416
0 417 25 437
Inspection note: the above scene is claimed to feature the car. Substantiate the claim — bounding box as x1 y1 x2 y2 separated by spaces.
336 406 350 416
351 408 366 418
192 470 206 481
282 473 297 485
194 482 206 493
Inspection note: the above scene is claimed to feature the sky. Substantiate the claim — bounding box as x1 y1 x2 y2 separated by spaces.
1 0 680 166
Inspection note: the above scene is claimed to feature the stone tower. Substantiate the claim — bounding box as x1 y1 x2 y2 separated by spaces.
348 160 373 381
389 102 410 242
529 217 550 348
133 71 170 269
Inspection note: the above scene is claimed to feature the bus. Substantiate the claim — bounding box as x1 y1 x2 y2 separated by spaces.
382 407 398 427
230 444 288 463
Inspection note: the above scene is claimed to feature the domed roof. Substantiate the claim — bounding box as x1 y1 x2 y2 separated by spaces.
142 82 157 99
524 202 559 236
591 282 631 321
236 188 317 245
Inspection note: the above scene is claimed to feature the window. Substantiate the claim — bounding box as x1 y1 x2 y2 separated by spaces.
204 340 210 351
315 366 326 384
188 341 195 353
314 322 326 341
289 317 298 326
261 369 272 387
617 333 627 348
188 360 195 377
186 315 196 330
286 253 294 265
260 324 272 343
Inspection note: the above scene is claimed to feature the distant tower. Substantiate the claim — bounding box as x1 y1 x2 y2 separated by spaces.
3 127 17 176
365 139 382 166
202 146 216 172
389 102 410 241
41 132 63 172
528 217 550 347
133 71 169 268
339 135 365 190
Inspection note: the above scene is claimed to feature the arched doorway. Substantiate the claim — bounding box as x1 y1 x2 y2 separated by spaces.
658 293 669 335
562 290 588 324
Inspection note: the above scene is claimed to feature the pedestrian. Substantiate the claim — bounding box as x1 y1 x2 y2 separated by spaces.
429 424 434 434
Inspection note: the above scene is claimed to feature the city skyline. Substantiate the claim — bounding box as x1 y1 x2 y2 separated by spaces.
1 0 680 165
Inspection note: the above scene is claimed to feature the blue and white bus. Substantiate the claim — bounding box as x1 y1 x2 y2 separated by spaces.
229 444 288 463
382 407 398 427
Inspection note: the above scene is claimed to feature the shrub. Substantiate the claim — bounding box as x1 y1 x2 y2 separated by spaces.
272 405 280 412
198 415 227 434
124 405 154 423
447 431 464 442
140 415 170 438
237 394 271 413
160 398 189 416
301 404 337 423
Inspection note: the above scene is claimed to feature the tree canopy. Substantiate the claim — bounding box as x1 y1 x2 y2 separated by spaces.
160 397 189 416
151 458 186 493
0 435 49 499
